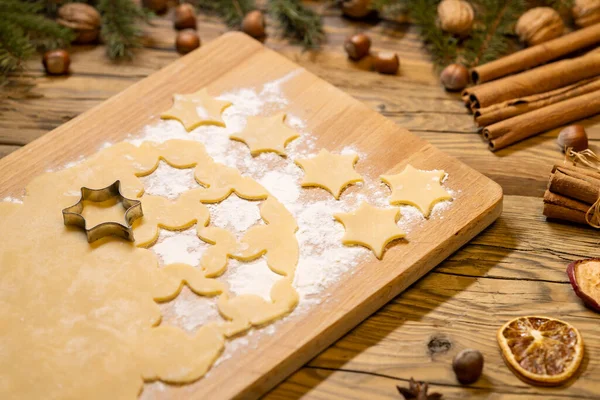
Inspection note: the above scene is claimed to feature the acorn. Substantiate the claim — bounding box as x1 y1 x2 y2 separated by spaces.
42 49 71 75
174 3 197 30
344 33 371 61
557 125 588 152
373 52 399 75
452 349 484 384
440 63 469 91
176 30 201 54
241 10 266 38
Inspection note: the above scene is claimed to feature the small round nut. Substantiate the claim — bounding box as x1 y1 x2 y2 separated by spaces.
176 30 201 55
342 0 373 19
437 0 474 36
142 0 167 14
452 349 484 385
43 49 71 75
174 3 197 30
572 0 600 27
344 33 371 61
56 3 101 44
241 10 266 38
373 52 399 75
440 63 469 91
515 7 564 46
558 125 588 152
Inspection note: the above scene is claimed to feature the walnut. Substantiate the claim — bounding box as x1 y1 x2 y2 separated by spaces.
515 7 564 46
437 0 474 36
57 3 101 44
572 0 600 27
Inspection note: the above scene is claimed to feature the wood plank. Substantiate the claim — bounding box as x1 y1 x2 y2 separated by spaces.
0 33 502 399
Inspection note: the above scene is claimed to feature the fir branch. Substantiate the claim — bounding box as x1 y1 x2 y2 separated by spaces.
192 0 256 27
96 0 151 59
268 0 324 48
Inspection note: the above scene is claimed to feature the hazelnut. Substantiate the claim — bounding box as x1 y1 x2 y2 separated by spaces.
515 7 564 46
56 3 101 44
174 3 197 30
176 30 201 54
437 0 474 36
452 349 484 384
344 33 371 61
142 0 167 14
572 0 600 27
557 125 588 152
241 10 266 38
342 0 373 19
440 63 469 91
43 49 71 75
373 52 399 75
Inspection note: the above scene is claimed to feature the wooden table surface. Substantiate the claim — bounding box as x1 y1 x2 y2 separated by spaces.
3 6 600 400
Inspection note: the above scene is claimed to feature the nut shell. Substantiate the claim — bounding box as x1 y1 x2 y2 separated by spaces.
572 0 600 27
176 30 201 54
344 33 371 61
437 0 474 36
440 63 469 91
373 52 399 75
515 7 564 46
174 3 197 30
342 0 373 19
452 349 484 384
568 259 600 312
56 3 101 44
42 49 71 75
241 10 266 38
557 125 588 152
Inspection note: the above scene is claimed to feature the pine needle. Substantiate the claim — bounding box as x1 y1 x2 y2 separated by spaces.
192 0 256 27
268 0 324 48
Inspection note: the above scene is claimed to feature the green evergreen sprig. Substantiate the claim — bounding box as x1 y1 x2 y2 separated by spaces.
192 0 256 27
96 0 152 59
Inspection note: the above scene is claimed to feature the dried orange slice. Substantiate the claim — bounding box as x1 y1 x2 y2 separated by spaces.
497 316 583 386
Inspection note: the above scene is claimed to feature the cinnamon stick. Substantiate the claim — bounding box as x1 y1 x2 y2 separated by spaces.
485 90 600 151
475 78 600 127
471 24 600 84
548 170 600 204
464 53 600 109
543 190 589 225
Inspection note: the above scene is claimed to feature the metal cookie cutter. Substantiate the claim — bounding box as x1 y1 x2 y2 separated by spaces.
62 180 143 243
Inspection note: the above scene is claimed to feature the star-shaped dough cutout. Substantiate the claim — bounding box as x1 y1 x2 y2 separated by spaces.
295 149 363 199
334 202 406 259
230 112 300 156
161 88 231 131
380 164 452 218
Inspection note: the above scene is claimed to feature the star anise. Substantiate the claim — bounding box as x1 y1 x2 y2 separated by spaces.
396 378 443 400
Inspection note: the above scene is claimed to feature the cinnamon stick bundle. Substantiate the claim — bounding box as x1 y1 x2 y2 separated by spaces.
463 53 600 109
471 24 600 84
543 190 589 225
484 90 600 151
475 77 600 127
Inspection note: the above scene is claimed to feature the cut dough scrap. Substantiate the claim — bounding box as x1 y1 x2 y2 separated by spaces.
334 202 406 259
133 190 210 247
230 112 300 156
197 226 238 278
153 263 225 302
236 197 299 277
134 140 213 175
194 162 268 202
381 164 452 218
137 325 224 383
215 278 299 337
160 88 232 131
295 149 363 199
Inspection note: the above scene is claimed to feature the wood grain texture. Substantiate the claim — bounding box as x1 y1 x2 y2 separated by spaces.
2 5 599 399
0 29 501 400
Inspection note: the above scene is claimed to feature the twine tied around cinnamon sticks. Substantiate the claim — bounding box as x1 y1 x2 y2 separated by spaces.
564 147 600 228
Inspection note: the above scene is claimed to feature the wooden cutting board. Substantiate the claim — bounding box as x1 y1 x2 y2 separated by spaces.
0 33 502 399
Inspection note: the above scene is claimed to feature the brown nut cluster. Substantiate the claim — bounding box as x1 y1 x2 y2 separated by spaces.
437 0 474 36
515 7 564 46
242 10 266 38
373 52 399 75
176 30 201 54
174 3 197 30
43 49 71 75
344 33 371 61
572 0 600 27
341 0 373 19
440 63 469 91
557 125 588 152
56 3 101 44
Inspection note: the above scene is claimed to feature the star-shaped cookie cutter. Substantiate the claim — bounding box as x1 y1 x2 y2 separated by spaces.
62 180 143 243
